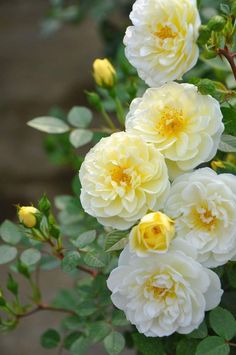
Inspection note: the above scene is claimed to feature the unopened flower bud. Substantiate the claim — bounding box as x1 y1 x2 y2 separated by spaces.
211 160 225 171
86 92 102 111
129 212 175 256
93 58 116 88
207 16 226 32
202 48 217 59
18 206 39 228
197 25 211 45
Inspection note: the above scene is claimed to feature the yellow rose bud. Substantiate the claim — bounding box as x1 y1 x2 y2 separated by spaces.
129 212 175 256
18 206 39 228
93 58 116 88
211 160 225 171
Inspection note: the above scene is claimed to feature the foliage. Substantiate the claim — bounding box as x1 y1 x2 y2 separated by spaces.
2 0 236 354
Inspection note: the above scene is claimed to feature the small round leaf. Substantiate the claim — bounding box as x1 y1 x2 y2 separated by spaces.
104 331 125 355
0 245 17 265
68 106 92 128
196 336 230 355
69 129 93 148
209 307 236 340
40 329 61 349
20 248 41 266
0 220 22 245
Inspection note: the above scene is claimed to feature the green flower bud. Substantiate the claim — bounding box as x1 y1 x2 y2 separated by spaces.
197 25 211 45
202 48 217 59
86 92 102 111
207 15 226 32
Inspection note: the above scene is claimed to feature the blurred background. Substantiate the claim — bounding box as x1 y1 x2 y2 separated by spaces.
0 1 133 354
0 0 228 353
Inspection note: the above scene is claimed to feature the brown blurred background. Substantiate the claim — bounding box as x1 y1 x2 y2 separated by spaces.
0 1 119 354
0 0 104 223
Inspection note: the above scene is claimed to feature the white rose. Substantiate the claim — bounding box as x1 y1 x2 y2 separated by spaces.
79 132 170 230
126 83 224 178
124 0 201 87
164 168 236 267
107 246 222 337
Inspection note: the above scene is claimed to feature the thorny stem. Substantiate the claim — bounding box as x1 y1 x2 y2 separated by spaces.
218 46 236 81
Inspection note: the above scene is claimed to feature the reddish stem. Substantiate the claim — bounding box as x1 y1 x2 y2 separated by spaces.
218 46 236 80
16 304 75 319
47 239 98 278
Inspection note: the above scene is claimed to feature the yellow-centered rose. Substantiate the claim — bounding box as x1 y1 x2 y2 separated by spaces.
129 212 175 256
18 206 39 228
93 58 116 88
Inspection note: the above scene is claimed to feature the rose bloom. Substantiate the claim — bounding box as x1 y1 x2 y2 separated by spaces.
126 83 224 178
164 168 236 267
79 132 170 230
124 0 200 87
107 246 222 337
129 212 175 256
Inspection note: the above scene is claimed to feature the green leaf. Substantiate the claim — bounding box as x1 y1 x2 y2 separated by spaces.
64 331 80 350
0 220 22 245
63 331 81 350
219 135 236 153
40 255 60 270
27 117 70 133
69 129 93 148
88 321 111 343
62 251 80 273
132 333 165 355
221 107 236 136
220 3 230 15
176 338 199 355
70 336 91 355
68 106 92 128
83 247 108 268
76 301 97 317
73 230 96 248
196 336 229 355
40 329 61 349
106 237 128 252
227 263 236 288
209 307 236 340
20 248 41 266
187 321 208 339
62 315 84 331
105 232 128 251
0 245 17 265
7 273 18 296
104 331 125 355
112 310 129 326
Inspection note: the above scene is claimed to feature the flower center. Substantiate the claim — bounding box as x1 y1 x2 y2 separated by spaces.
154 25 177 40
110 166 131 185
192 206 218 231
145 275 175 300
157 106 185 138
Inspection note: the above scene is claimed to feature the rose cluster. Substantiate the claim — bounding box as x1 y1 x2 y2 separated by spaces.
79 0 235 338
